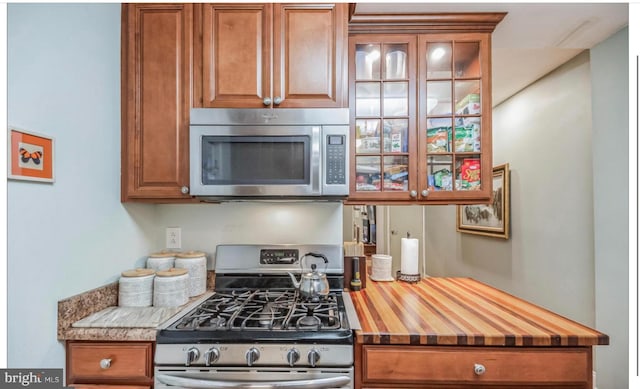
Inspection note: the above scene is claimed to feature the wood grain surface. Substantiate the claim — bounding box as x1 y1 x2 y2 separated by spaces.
350 277 609 346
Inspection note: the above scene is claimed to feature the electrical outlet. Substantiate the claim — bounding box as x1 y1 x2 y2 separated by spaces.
166 227 181 249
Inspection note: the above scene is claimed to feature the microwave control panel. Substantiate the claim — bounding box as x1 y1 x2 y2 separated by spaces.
326 135 346 185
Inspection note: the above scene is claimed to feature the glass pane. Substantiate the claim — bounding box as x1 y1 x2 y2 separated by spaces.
426 81 452 115
384 156 409 191
355 156 381 191
454 117 481 152
383 119 409 153
426 42 452 79
356 82 381 117
455 156 481 191
426 118 452 153
384 44 408 80
455 80 481 115
201 136 309 185
426 155 452 191
383 82 408 116
454 42 480 78
355 119 381 154
355 44 381 80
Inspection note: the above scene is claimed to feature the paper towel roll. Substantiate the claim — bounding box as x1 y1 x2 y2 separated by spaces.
400 238 419 275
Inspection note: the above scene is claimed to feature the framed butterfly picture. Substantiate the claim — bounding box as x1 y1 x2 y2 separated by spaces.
8 127 55 183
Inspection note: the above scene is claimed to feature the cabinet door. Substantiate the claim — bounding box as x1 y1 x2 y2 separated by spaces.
199 3 271 108
273 3 347 108
348 35 418 201
122 4 192 201
418 33 492 202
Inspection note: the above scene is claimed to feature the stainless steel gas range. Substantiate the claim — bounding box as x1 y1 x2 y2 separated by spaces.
155 244 355 389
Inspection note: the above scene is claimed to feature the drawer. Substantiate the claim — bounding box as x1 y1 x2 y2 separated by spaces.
362 346 591 385
66 342 153 384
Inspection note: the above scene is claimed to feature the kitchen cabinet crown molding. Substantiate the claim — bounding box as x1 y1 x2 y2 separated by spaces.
348 12 507 34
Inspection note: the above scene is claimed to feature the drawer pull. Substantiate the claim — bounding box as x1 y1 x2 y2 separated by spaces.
474 363 486 376
99 358 112 370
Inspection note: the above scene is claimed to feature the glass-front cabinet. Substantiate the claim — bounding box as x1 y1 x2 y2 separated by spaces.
349 32 492 204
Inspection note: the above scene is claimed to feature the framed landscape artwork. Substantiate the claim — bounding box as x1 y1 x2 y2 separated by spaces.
8 127 55 183
457 163 510 239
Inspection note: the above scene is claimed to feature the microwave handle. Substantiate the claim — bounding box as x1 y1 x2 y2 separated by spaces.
156 374 351 389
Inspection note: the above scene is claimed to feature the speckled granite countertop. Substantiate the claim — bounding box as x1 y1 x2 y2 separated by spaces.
58 272 216 341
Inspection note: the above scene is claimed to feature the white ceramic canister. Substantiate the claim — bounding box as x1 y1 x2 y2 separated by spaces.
119 268 155 307
174 251 207 297
147 251 176 272
370 254 394 282
153 268 189 307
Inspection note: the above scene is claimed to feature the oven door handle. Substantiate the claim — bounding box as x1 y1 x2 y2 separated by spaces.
156 374 351 389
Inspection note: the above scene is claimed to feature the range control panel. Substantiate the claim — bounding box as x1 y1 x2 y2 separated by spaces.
259 249 299 265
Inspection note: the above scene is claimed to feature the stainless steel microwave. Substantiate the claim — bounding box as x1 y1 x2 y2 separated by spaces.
189 108 349 198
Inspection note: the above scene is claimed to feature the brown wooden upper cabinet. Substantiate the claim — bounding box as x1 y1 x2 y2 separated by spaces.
194 3 348 108
121 3 193 201
347 13 505 204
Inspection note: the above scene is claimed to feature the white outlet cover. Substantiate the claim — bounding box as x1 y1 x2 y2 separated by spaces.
166 227 181 249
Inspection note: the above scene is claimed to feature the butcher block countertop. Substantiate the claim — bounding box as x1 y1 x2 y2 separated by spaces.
349 277 609 347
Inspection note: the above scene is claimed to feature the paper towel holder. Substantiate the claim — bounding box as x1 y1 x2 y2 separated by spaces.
397 231 420 283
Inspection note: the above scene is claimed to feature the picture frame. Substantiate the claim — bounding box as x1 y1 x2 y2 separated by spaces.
457 163 510 239
8 127 55 183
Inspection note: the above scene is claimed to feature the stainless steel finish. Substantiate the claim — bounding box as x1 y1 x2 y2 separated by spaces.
99 358 111 369
342 292 361 330
204 348 220 366
245 347 260 367
155 367 353 389
286 349 300 367
287 253 330 300
186 347 200 367
474 363 486 375
155 343 353 367
410 190 417 198
421 189 429 197
215 244 344 275
181 186 189 194
308 349 321 368
273 96 283 105
263 97 272 106
190 108 349 126
321 125 350 196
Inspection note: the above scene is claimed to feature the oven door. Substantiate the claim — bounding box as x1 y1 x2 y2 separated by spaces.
155 366 353 389
189 125 321 197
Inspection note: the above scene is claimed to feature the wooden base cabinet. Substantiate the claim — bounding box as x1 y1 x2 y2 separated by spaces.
66 341 153 388
356 345 593 388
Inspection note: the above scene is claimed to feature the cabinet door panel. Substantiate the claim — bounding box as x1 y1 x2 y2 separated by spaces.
201 4 271 107
273 4 347 108
122 4 192 200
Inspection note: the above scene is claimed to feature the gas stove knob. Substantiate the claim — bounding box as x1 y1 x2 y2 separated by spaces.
204 347 220 366
185 347 200 366
286 348 300 367
246 347 260 367
308 349 321 367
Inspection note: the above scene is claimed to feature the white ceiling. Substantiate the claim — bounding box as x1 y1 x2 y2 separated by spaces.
355 2 628 106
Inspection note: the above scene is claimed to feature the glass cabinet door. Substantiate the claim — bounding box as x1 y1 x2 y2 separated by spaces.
351 36 416 199
419 34 490 200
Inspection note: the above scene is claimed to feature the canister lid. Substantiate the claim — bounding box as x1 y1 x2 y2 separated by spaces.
121 268 156 277
156 268 189 277
176 251 206 259
149 251 178 258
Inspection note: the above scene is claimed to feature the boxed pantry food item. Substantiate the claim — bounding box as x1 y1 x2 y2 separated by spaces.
459 158 481 190
427 127 451 153
428 169 452 191
454 124 480 152
455 93 480 115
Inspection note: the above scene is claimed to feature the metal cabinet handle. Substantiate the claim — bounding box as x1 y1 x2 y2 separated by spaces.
263 97 272 106
409 190 417 198
421 189 429 197
474 363 486 375
273 96 283 105
181 186 189 194
99 358 111 369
